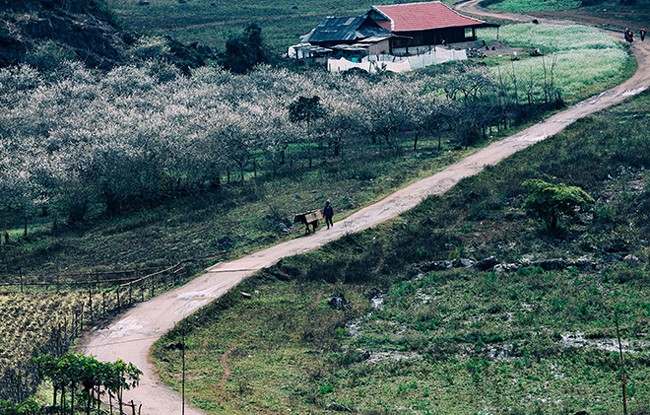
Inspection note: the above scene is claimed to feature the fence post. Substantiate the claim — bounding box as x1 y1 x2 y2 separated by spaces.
80 303 84 332
102 290 106 316
117 288 121 310
150 274 155 298
88 286 93 320
129 282 133 305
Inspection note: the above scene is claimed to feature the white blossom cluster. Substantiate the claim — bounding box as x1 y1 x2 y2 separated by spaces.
0 61 494 223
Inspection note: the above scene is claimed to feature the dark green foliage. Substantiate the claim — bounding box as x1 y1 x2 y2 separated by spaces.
288 96 326 136
34 352 141 415
522 179 595 231
0 398 40 415
222 23 270 73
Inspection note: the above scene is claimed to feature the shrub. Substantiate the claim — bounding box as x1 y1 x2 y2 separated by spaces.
522 179 594 231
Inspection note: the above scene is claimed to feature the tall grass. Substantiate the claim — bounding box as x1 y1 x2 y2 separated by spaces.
480 23 633 103
481 23 619 52
482 0 581 12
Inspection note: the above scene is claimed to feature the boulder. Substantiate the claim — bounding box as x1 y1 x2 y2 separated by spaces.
531 258 568 270
474 256 499 271
328 294 348 310
325 402 353 412
493 263 521 273
453 258 475 268
420 260 453 271
623 254 640 263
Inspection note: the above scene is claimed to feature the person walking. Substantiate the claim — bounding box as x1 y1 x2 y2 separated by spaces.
641 28 646 42
323 199 334 229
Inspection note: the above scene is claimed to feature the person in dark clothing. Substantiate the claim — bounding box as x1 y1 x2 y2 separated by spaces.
323 200 334 229
641 28 646 42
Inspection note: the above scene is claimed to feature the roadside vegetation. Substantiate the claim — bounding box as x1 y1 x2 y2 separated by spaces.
481 0 582 12
153 90 650 415
480 0 645 12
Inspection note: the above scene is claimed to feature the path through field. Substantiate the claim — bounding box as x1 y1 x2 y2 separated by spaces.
79 4 650 414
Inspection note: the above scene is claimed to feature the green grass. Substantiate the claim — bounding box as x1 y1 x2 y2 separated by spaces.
0 138 470 277
153 90 650 414
481 0 582 12
480 23 634 103
106 0 385 51
481 24 620 52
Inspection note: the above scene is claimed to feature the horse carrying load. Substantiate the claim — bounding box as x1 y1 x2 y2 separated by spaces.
294 210 323 234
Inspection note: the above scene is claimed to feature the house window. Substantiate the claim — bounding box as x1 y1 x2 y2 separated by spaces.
465 28 473 39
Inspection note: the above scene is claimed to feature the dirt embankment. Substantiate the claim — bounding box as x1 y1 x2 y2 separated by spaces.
0 0 131 69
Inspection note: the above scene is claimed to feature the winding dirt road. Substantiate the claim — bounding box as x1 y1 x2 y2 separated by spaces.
79 3 650 414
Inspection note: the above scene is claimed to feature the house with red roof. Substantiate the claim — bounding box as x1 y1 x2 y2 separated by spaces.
365 1 497 54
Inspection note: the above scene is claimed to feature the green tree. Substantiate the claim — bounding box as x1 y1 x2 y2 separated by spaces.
288 95 327 166
288 96 326 140
522 179 595 231
222 23 269 73
0 398 41 415
34 352 141 415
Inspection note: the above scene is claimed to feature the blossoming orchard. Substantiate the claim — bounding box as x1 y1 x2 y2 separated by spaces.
1 56 569 229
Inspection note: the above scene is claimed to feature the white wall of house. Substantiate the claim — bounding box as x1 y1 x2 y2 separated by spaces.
328 46 467 73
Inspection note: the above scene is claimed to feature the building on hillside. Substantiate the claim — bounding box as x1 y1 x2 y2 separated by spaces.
365 1 498 55
288 1 499 72
291 15 395 64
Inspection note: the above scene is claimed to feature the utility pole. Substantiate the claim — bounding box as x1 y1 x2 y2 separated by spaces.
182 321 186 415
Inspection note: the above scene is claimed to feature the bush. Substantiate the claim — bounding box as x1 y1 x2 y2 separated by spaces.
522 179 595 231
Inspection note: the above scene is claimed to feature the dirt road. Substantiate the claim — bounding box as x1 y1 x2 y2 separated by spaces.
79 4 650 414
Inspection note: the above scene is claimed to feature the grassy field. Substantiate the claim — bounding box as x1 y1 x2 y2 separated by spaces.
105 0 388 52
481 0 650 32
153 90 650 414
480 23 633 103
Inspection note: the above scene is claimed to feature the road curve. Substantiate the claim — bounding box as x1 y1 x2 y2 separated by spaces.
79 4 650 414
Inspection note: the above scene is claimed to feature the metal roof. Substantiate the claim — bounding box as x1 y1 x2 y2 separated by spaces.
306 15 391 43
370 1 486 32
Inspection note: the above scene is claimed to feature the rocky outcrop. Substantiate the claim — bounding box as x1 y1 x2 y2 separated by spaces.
0 0 129 69
0 0 217 71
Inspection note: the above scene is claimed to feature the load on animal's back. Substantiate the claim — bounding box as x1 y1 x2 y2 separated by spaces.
294 210 323 234
293 199 335 235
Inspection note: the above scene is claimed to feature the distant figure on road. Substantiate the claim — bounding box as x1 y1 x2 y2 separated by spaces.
323 200 334 229
641 28 646 42
624 29 634 43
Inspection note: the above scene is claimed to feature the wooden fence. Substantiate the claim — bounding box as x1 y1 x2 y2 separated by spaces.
0 262 189 405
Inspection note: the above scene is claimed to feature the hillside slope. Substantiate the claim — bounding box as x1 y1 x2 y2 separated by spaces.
0 0 131 69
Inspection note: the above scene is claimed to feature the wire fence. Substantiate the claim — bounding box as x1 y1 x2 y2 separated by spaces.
0 261 189 405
